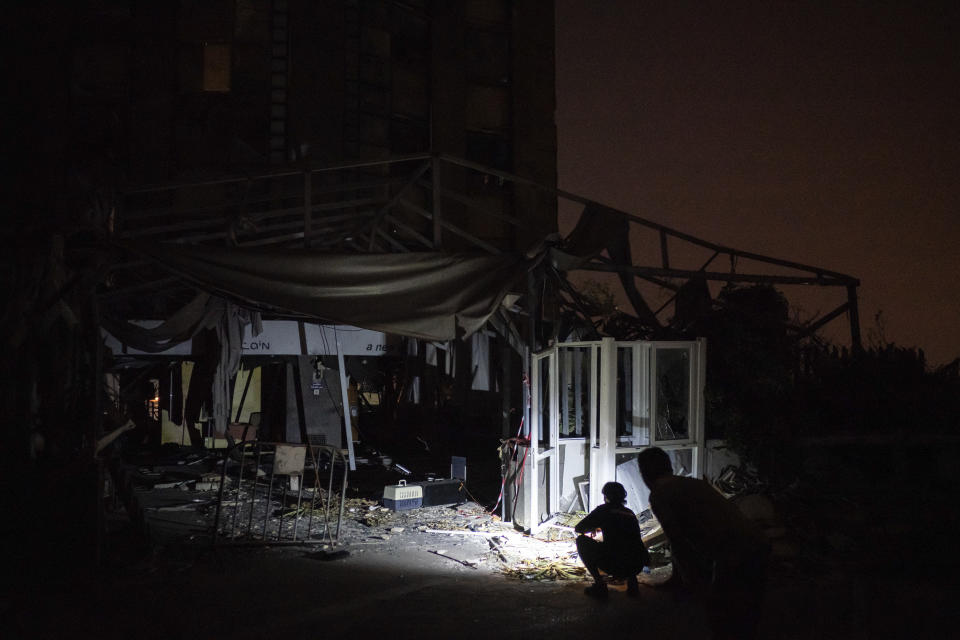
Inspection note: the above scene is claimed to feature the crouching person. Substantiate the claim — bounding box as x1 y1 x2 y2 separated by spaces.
637 447 770 639
575 481 650 599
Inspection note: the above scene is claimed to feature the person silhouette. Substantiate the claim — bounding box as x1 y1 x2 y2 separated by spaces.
574 481 650 598
637 447 770 639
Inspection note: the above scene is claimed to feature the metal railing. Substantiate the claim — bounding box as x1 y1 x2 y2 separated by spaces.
212 442 348 546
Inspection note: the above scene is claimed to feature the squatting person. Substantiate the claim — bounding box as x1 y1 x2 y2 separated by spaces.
637 446 770 639
574 481 650 598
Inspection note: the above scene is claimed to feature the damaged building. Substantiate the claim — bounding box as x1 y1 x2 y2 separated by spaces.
5 0 862 575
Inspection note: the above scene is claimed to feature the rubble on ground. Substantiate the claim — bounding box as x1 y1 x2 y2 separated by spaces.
110 447 678 583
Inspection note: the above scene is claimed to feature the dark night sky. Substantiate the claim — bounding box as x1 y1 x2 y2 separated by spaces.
555 1 960 365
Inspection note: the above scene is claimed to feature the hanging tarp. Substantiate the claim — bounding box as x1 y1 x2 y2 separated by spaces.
99 292 223 353
123 243 535 342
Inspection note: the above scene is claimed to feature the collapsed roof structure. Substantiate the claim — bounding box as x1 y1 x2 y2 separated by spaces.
102 151 861 364
93 153 861 532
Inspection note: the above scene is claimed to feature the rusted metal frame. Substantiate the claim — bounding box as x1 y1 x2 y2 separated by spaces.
121 189 260 221
97 276 182 300
660 229 670 269
333 447 348 543
231 443 247 537
309 234 359 249
93 294 105 566
652 251 723 316
439 152 591 204
653 292 678 318
700 250 721 271
847 285 862 351
576 261 852 286
291 474 306 541
164 219 348 245
122 200 236 222
623 217 854 281
591 256 681 292
212 445 231 545
555 273 605 332
487 307 526 358
108 260 152 271
243 196 386 222
263 456 276 539
364 230 383 252
796 301 852 338
170 230 229 244
312 234 367 250
439 154 858 284
628 221 858 284
235 212 373 246
122 175 398 222
326 447 338 543
382 213 434 249
123 197 385 243
640 274 681 293
240 229 338 248
304 169 312 248
432 155 443 249
312 219 376 244
302 174 398 197
118 216 228 239
121 153 432 195
305 447 319 538
241 217 361 243
417 179 536 232
374 227 412 252
398 198 502 255
363 160 432 250
236 231 308 248
248 444 262 535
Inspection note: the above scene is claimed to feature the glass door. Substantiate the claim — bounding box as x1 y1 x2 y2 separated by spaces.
529 346 559 528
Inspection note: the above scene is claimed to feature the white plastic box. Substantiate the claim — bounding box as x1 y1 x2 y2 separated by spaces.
383 479 423 511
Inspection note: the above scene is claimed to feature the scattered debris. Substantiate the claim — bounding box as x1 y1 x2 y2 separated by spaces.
429 549 479 568
502 558 587 581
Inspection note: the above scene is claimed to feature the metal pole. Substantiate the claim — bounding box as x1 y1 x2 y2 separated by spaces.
247 444 262 536
231 442 247 537
212 443 230 547
432 155 442 249
336 455 348 543
323 448 335 544
93 295 104 568
263 449 275 540
524 269 537 442
501 337 511 439
292 358 309 445
336 342 357 471
234 366 253 423
276 473 285 541
847 285 863 353
305 446 318 539
121 152 432 194
303 169 312 249
292 472 304 541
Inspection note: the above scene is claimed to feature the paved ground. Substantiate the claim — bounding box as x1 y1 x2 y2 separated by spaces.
7 520 957 640
6 441 958 639
9 541 710 640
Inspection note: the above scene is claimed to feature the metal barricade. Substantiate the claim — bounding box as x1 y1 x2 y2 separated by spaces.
212 442 348 546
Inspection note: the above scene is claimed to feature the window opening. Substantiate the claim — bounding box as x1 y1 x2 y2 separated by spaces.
655 348 690 440
203 42 231 92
